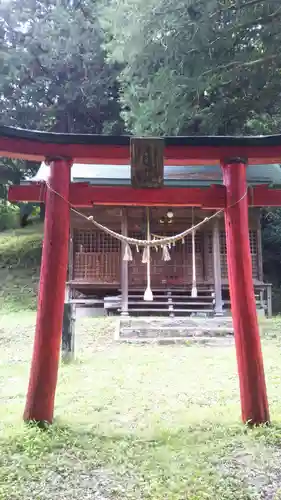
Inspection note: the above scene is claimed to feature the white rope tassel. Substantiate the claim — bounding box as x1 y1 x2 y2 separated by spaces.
142 246 149 264
144 208 153 302
191 208 198 298
123 243 133 261
162 244 171 262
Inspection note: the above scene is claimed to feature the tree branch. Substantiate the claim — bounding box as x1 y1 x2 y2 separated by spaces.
199 53 280 79
211 0 276 17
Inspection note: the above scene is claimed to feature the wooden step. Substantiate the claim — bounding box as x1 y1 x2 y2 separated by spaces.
69 299 103 305
128 295 169 299
125 288 214 293
128 300 168 304
169 293 214 297
173 303 213 308
125 309 171 313
128 290 213 300
128 301 213 307
172 298 213 301
127 308 214 313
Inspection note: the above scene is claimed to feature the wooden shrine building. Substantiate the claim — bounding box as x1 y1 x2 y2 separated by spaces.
21 161 278 317
4 125 281 427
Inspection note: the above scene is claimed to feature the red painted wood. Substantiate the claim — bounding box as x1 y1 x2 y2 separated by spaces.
8 183 225 207
23 159 72 423
222 161 269 425
9 183 47 202
1 134 281 164
9 182 281 208
251 185 281 206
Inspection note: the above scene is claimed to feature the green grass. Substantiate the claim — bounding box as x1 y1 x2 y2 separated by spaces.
1 313 281 499
0 224 42 311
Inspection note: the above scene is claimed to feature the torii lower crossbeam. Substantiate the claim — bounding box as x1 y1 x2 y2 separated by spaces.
8 183 281 208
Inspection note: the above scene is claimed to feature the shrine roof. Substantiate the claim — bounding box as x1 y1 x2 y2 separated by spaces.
30 162 281 187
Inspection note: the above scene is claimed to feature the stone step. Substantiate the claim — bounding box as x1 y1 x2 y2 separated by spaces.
118 336 235 346
120 326 234 338
117 316 234 340
120 317 233 328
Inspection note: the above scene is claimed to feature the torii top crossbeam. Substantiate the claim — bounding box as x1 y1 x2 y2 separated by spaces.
4 125 281 208
2 124 281 165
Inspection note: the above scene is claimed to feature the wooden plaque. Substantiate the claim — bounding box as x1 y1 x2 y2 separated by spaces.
130 137 164 188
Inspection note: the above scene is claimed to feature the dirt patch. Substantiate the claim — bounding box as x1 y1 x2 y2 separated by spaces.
19 467 123 500
220 445 281 499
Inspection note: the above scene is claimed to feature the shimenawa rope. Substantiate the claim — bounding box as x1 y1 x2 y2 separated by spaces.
45 181 248 301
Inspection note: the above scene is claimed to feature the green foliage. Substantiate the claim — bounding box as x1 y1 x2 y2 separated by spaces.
0 158 38 208
0 0 125 206
0 201 20 231
261 209 281 281
0 224 42 310
261 208 281 312
0 0 124 134
104 0 281 135
0 225 42 268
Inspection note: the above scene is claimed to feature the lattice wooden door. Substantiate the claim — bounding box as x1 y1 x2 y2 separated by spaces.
219 230 258 280
73 229 121 284
128 232 204 287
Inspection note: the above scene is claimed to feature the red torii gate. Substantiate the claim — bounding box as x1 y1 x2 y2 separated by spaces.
3 124 281 426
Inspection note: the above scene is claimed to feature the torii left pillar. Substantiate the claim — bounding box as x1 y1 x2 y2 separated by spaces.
24 158 72 424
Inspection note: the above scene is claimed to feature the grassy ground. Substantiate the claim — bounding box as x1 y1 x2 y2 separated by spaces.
1 313 281 499
0 224 42 311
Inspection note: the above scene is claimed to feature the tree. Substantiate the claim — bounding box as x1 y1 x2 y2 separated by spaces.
0 0 124 134
0 0 124 225
103 0 281 135
103 0 281 310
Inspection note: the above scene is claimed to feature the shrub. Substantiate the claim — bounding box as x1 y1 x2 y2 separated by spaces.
0 202 20 231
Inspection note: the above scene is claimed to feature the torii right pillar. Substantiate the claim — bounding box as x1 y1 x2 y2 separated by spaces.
221 158 270 425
